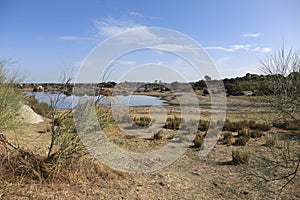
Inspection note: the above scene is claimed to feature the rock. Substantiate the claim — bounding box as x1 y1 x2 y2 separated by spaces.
18 105 44 124
33 85 44 92
16 83 24 89
242 90 253 96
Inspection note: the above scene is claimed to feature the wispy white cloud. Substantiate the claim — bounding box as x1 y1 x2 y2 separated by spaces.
94 17 146 37
59 36 93 41
205 44 271 53
153 44 201 52
112 60 137 65
205 44 252 52
250 47 272 53
243 33 261 38
93 17 165 45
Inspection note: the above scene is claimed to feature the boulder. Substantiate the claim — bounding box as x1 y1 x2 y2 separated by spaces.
18 104 44 124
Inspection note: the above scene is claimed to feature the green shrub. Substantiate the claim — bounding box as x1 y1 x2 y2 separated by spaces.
0 61 24 130
232 149 250 165
26 97 51 118
96 109 115 129
234 136 249 146
62 117 77 133
56 130 84 159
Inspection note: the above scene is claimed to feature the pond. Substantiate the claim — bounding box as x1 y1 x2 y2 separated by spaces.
25 92 166 109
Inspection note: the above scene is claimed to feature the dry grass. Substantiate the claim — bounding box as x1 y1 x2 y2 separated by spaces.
232 149 250 165
0 95 299 199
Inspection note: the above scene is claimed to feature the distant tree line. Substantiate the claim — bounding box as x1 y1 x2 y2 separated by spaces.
191 72 300 96
16 72 299 97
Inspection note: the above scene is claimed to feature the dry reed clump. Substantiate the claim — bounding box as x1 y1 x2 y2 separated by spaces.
198 120 209 131
232 149 250 165
223 132 234 145
234 136 249 146
164 117 184 130
48 157 124 184
0 134 123 185
222 120 245 132
254 123 272 132
133 116 152 127
238 128 249 137
0 135 50 182
272 120 299 130
192 134 204 148
222 120 272 132
264 133 277 147
153 130 163 140
249 130 264 138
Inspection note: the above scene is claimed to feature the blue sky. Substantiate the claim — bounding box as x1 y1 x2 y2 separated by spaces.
1 0 299 82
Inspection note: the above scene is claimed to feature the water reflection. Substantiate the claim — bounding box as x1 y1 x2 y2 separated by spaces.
25 92 166 109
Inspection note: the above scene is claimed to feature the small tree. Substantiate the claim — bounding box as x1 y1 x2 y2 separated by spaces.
260 48 300 124
249 48 300 198
46 70 86 162
0 64 85 182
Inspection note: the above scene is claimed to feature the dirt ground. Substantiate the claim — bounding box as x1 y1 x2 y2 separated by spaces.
0 94 299 199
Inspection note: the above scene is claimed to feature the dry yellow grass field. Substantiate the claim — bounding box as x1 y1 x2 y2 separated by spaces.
0 94 299 200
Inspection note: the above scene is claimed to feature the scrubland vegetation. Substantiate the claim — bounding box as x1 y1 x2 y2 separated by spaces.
0 48 299 199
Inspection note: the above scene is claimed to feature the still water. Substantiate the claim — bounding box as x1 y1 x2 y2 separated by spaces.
25 92 166 109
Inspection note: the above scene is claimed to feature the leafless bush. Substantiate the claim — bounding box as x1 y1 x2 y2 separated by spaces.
247 47 300 198
46 70 87 164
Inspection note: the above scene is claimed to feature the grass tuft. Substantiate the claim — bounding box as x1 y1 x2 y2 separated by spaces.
232 149 250 165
